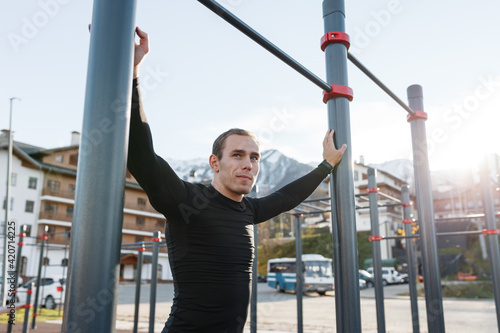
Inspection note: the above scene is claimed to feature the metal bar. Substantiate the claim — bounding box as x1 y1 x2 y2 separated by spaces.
196 0 332 92
303 197 332 203
377 191 402 204
347 53 414 115
250 224 258 333
402 186 420 333
32 227 47 329
133 243 144 333
479 158 500 330
149 231 160 333
407 85 445 332
22 282 33 333
294 215 304 333
367 168 386 333
63 0 137 331
323 1 361 331
293 209 331 215
2 98 17 306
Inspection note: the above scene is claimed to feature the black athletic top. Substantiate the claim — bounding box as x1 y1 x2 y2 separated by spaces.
128 78 332 333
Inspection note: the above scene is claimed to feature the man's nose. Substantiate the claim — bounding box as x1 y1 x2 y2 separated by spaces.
242 158 253 170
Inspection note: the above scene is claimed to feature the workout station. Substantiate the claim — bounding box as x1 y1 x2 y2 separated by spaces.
3 0 499 332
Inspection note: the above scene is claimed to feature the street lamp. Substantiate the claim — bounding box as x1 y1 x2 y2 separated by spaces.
2 97 20 306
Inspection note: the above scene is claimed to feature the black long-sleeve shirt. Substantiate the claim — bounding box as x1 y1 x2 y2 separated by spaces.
127 78 331 332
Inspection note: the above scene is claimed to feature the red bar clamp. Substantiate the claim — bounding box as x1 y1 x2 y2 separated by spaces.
369 236 384 241
152 237 160 242
403 203 412 207
18 242 24 246
481 229 500 235
407 110 428 122
323 84 353 103
321 31 350 51
137 247 145 252
367 188 378 193
402 219 413 224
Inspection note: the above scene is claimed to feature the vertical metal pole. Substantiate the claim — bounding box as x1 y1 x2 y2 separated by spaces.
323 0 361 331
149 231 160 333
133 243 144 333
22 282 33 333
32 227 47 329
407 85 445 332
7 226 26 333
250 225 258 333
479 158 500 330
367 168 386 333
402 185 420 333
2 98 18 306
294 214 303 333
63 0 137 331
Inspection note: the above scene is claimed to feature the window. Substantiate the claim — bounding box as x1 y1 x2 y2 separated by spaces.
68 184 76 194
156 219 166 228
55 154 63 163
134 236 144 243
66 206 74 217
11 173 17 186
43 257 50 266
3 197 14 211
44 202 58 214
69 154 78 166
353 170 359 181
61 258 68 267
20 257 28 275
136 217 145 226
444 203 451 210
22 225 32 237
137 197 146 207
25 200 35 213
28 177 38 189
47 180 61 192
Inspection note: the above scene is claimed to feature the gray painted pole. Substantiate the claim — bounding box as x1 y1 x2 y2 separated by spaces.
149 231 160 333
406 85 445 332
250 224 258 333
294 214 303 333
2 98 18 306
367 168 386 333
479 158 500 330
63 0 137 331
323 0 361 331
22 282 33 333
402 185 420 333
133 243 144 333
32 227 47 329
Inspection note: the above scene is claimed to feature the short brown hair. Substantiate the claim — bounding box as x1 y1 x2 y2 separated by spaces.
212 128 258 160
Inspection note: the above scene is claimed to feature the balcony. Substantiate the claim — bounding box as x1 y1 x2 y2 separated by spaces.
38 211 73 223
42 188 75 200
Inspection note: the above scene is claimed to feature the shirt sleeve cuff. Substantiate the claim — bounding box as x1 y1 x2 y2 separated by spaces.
318 160 334 175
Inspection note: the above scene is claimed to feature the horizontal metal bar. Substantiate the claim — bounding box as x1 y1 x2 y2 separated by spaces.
347 53 414 116
197 0 332 92
303 197 332 203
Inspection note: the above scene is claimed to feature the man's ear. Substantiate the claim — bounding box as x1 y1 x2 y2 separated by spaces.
209 154 219 173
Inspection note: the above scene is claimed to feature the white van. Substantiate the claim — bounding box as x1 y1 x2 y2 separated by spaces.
366 267 403 285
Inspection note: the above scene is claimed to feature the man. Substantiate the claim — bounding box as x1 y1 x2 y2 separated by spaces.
128 27 346 333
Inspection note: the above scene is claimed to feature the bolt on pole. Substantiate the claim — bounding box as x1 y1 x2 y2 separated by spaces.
367 168 386 333
63 0 137 331
406 85 445 332
322 0 361 331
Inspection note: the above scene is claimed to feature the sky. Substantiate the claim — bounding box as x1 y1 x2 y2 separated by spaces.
2 0 500 172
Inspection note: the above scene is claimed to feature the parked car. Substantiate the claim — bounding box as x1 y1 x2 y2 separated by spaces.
366 267 403 285
358 278 367 289
16 277 66 309
359 269 375 288
397 272 409 284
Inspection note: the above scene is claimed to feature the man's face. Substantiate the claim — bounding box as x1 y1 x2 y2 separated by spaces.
210 134 260 201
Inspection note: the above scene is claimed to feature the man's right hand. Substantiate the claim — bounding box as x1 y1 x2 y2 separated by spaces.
133 27 150 78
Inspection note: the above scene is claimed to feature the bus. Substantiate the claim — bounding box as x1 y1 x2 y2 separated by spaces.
267 254 334 295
